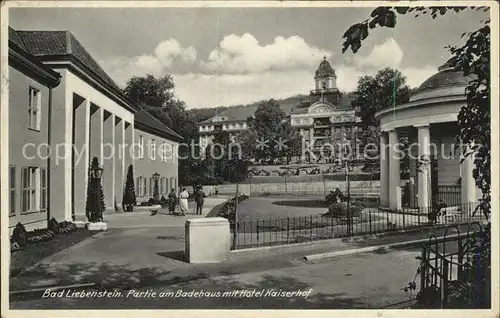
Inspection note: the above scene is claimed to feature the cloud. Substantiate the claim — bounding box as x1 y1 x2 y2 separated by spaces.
99 34 438 109
354 37 404 70
99 38 196 85
335 64 437 92
200 33 332 74
173 70 314 108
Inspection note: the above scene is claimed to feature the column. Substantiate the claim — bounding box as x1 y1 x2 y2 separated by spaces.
309 127 315 162
72 99 90 221
416 124 431 209
388 129 401 210
89 105 103 163
379 132 389 207
102 112 115 209
114 117 124 207
124 121 134 174
460 144 477 215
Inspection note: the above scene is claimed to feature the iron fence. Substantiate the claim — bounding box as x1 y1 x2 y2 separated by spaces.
417 222 490 308
230 202 483 250
436 185 462 206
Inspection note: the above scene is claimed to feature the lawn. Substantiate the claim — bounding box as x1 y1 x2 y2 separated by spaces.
236 196 383 222
10 229 97 278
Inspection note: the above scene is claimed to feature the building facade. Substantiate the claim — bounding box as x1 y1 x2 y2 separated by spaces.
376 63 481 213
197 57 362 163
8 28 181 233
289 57 362 163
8 27 62 233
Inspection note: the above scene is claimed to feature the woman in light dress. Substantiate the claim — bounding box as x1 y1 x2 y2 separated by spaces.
179 187 189 215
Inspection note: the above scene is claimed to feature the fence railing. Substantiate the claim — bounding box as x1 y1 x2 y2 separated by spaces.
436 185 462 206
230 202 483 250
418 222 490 308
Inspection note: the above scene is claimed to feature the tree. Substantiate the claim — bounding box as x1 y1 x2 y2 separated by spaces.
342 5 491 219
353 68 411 174
246 99 301 162
122 165 136 212
85 157 106 222
353 68 410 126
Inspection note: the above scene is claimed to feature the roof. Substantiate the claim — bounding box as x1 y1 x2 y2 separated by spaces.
8 27 61 86
15 30 123 94
134 108 183 142
315 57 336 79
9 27 30 53
414 66 475 94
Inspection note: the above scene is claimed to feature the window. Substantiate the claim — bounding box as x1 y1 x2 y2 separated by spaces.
149 177 154 196
138 135 144 158
172 145 176 164
10 166 16 216
143 178 147 197
28 87 41 130
40 168 47 211
151 139 156 160
21 167 39 213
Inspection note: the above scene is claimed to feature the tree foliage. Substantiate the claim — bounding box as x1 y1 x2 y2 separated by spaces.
353 68 411 126
353 68 411 173
342 6 491 219
122 164 136 211
242 99 301 162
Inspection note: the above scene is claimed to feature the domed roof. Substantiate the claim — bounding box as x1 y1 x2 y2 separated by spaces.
315 56 336 78
415 63 475 93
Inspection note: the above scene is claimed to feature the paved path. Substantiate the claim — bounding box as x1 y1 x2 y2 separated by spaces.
11 247 422 309
103 196 229 228
10 226 468 295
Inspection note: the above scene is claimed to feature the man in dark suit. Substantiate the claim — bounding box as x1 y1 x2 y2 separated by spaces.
194 186 206 215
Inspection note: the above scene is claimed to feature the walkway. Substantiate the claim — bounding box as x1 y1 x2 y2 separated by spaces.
103 196 229 228
10 226 473 309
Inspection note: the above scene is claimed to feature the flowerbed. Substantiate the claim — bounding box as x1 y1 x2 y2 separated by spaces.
10 219 78 252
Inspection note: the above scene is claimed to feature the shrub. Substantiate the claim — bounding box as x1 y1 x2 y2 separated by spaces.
325 201 363 219
10 241 20 252
85 157 106 221
122 165 137 212
11 222 27 247
48 218 59 233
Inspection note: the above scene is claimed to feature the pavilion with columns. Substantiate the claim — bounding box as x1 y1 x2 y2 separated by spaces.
376 63 481 213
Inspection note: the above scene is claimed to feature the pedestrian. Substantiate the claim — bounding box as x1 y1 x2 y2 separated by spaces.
179 187 189 215
168 188 177 215
214 184 219 195
195 186 206 215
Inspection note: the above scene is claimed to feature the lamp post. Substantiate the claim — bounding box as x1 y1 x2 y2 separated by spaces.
152 172 160 202
342 132 353 236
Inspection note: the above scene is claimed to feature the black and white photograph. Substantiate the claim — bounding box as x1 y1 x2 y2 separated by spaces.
1 1 498 314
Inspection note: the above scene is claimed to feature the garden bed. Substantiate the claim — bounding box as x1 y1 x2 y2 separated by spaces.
10 228 96 277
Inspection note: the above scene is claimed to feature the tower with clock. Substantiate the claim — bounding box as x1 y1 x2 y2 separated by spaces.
312 56 341 105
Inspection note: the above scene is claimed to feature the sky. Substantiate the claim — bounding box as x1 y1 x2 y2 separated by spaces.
10 6 489 109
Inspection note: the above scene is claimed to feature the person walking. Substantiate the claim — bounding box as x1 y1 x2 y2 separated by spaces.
179 187 189 216
168 188 177 215
195 186 206 215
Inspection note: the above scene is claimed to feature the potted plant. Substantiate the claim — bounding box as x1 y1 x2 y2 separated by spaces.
122 164 137 212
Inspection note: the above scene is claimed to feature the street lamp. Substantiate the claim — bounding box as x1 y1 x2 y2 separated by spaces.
90 165 104 180
152 172 160 202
